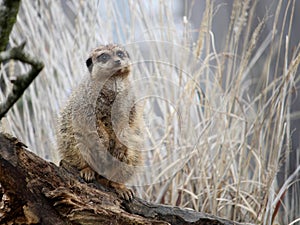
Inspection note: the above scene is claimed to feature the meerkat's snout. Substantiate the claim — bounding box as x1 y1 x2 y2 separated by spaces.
114 60 121 66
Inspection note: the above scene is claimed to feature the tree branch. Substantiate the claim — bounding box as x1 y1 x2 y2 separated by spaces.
0 0 21 52
0 133 251 225
0 42 44 120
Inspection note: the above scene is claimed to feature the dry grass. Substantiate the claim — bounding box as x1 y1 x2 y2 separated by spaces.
0 1 299 224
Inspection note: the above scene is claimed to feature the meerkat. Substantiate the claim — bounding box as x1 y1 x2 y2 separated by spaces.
57 44 143 201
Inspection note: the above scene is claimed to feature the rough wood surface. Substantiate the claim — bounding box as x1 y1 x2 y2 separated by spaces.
0 133 247 225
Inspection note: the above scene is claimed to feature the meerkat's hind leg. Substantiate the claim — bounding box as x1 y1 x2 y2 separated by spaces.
109 181 134 201
96 176 134 201
80 166 96 182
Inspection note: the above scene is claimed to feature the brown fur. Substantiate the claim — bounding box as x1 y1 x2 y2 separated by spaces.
57 44 143 200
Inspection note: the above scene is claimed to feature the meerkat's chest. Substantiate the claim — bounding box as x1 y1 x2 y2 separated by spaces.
95 78 130 131
96 79 127 108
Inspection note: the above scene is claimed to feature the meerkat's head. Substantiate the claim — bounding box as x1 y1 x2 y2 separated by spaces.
86 44 131 78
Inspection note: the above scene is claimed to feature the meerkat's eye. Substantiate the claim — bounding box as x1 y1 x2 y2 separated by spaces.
97 53 110 63
116 50 125 59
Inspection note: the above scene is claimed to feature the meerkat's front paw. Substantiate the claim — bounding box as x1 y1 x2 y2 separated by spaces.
80 167 95 181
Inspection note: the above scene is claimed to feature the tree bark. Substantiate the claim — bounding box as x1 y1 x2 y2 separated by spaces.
0 0 21 52
0 42 44 119
0 133 248 225
0 0 21 94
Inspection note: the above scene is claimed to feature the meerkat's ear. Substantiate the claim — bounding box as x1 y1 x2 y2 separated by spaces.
86 57 93 73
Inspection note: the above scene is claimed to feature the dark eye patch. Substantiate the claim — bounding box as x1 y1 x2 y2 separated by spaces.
116 50 125 59
97 53 110 63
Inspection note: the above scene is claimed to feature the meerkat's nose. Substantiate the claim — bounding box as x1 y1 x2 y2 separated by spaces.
114 60 121 66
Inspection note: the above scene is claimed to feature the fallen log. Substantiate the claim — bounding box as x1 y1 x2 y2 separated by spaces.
0 133 247 225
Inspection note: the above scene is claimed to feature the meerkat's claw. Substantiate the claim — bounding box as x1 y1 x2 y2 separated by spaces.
110 181 134 201
80 167 95 182
115 187 134 201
